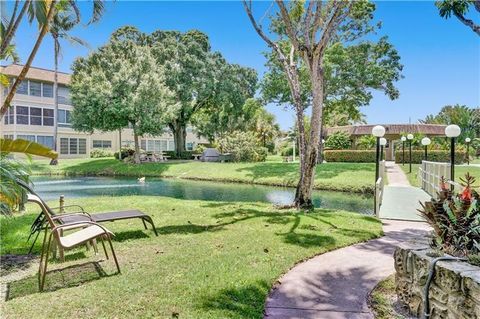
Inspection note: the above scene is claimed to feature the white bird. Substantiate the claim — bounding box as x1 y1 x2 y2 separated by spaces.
138 177 146 183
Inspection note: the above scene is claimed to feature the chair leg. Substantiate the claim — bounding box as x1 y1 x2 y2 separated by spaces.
141 218 148 230
39 234 53 292
145 217 158 236
100 237 109 260
38 228 48 288
107 236 120 273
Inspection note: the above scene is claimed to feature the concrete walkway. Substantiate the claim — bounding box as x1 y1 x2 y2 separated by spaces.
384 161 410 187
264 220 430 319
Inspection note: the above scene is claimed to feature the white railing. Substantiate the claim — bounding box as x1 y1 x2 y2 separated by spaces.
375 160 386 217
418 161 451 197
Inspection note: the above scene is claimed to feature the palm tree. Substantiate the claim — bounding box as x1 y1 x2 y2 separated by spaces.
49 5 89 164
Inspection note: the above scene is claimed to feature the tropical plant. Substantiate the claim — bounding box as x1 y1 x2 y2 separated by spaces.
418 173 480 258
356 135 377 149
0 138 58 215
325 132 351 150
217 131 267 162
436 0 480 36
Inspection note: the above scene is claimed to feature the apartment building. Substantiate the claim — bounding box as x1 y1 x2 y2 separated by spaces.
0 64 207 158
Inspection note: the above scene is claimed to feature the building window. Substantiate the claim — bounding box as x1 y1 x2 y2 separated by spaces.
92 140 112 148
60 138 86 155
58 86 70 105
17 134 36 142
16 106 29 124
3 134 14 140
43 108 54 126
30 107 42 125
42 83 53 97
37 136 54 149
29 81 42 97
168 140 175 151
58 109 72 126
4 106 14 125
60 138 69 154
17 81 28 95
186 142 194 151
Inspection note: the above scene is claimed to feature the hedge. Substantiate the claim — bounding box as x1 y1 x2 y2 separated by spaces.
394 150 465 164
324 150 379 163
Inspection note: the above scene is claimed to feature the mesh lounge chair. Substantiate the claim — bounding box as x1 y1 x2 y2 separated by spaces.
19 182 158 256
20 182 121 291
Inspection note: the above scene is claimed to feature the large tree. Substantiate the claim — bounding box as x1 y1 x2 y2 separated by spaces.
70 36 178 164
244 0 402 209
436 0 480 35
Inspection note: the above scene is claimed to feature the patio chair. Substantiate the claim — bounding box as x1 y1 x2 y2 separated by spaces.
25 191 120 291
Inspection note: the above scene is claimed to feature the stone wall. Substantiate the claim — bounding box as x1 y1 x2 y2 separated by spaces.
394 240 480 319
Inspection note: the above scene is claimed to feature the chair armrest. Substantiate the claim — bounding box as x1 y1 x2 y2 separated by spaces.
50 205 86 214
52 221 113 236
52 212 93 221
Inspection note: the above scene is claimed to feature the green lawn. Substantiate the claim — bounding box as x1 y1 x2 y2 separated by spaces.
400 163 480 187
27 157 376 193
1 196 382 318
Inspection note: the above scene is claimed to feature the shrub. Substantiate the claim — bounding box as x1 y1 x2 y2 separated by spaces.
356 135 376 150
114 148 135 160
394 150 464 164
324 150 378 163
325 132 351 150
164 151 193 160
279 144 299 157
418 174 480 258
217 131 267 162
90 149 113 158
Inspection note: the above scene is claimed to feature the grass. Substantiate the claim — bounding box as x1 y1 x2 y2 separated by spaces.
26 157 376 193
368 275 408 319
400 163 480 187
0 196 382 318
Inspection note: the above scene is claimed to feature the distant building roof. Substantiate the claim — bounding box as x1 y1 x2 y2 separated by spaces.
0 64 71 85
325 124 447 137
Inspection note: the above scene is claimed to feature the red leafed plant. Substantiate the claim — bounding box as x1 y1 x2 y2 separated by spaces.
418 173 480 257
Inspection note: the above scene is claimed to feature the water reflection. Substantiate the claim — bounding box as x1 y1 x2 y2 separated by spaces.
32 176 373 215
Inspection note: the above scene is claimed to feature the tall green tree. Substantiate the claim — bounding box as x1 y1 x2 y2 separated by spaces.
421 104 480 141
70 37 178 164
436 0 480 35
244 0 403 208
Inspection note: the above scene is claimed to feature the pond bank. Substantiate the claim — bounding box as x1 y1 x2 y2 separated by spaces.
28 158 376 194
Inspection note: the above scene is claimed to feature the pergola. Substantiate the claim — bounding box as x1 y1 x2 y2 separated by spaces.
324 124 447 161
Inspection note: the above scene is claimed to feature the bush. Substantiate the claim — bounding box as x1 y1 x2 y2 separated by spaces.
418 174 480 258
279 145 299 157
164 151 193 160
395 150 465 164
324 150 378 163
325 132 351 150
217 131 267 162
114 148 135 160
90 149 113 158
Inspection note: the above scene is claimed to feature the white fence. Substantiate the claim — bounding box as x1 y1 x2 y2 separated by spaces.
418 161 451 197
374 160 386 217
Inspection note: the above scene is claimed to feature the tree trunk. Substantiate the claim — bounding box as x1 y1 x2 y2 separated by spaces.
50 37 59 165
170 121 186 156
294 63 325 210
133 127 141 164
1 0 57 118
0 0 31 57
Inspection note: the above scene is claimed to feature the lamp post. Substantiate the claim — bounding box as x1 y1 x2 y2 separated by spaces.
421 137 431 161
407 134 414 173
465 137 471 165
401 136 406 165
380 138 387 161
372 126 386 184
445 124 461 188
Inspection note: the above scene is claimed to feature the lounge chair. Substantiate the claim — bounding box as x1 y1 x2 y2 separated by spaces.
23 189 121 291
16 181 158 256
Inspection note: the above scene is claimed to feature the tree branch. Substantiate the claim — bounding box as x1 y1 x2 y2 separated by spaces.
453 10 480 36
275 0 301 51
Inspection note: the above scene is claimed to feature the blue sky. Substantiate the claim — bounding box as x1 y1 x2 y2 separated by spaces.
12 0 480 130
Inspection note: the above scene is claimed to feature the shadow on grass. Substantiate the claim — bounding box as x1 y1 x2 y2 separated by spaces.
4 261 117 301
112 230 150 242
201 280 270 318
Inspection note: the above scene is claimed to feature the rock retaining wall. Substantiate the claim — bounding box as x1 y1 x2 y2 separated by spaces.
394 240 480 319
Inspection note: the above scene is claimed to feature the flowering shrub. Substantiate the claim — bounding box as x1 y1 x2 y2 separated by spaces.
418 173 480 258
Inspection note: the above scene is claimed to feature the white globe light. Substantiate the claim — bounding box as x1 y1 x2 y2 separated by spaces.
407 134 414 140
465 137 471 143
421 137 431 146
379 137 387 146
322 139 325 144
400 136 406 142
372 125 385 137
445 124 461 138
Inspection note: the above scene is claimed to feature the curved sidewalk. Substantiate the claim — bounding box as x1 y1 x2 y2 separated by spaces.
264 220 430 319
